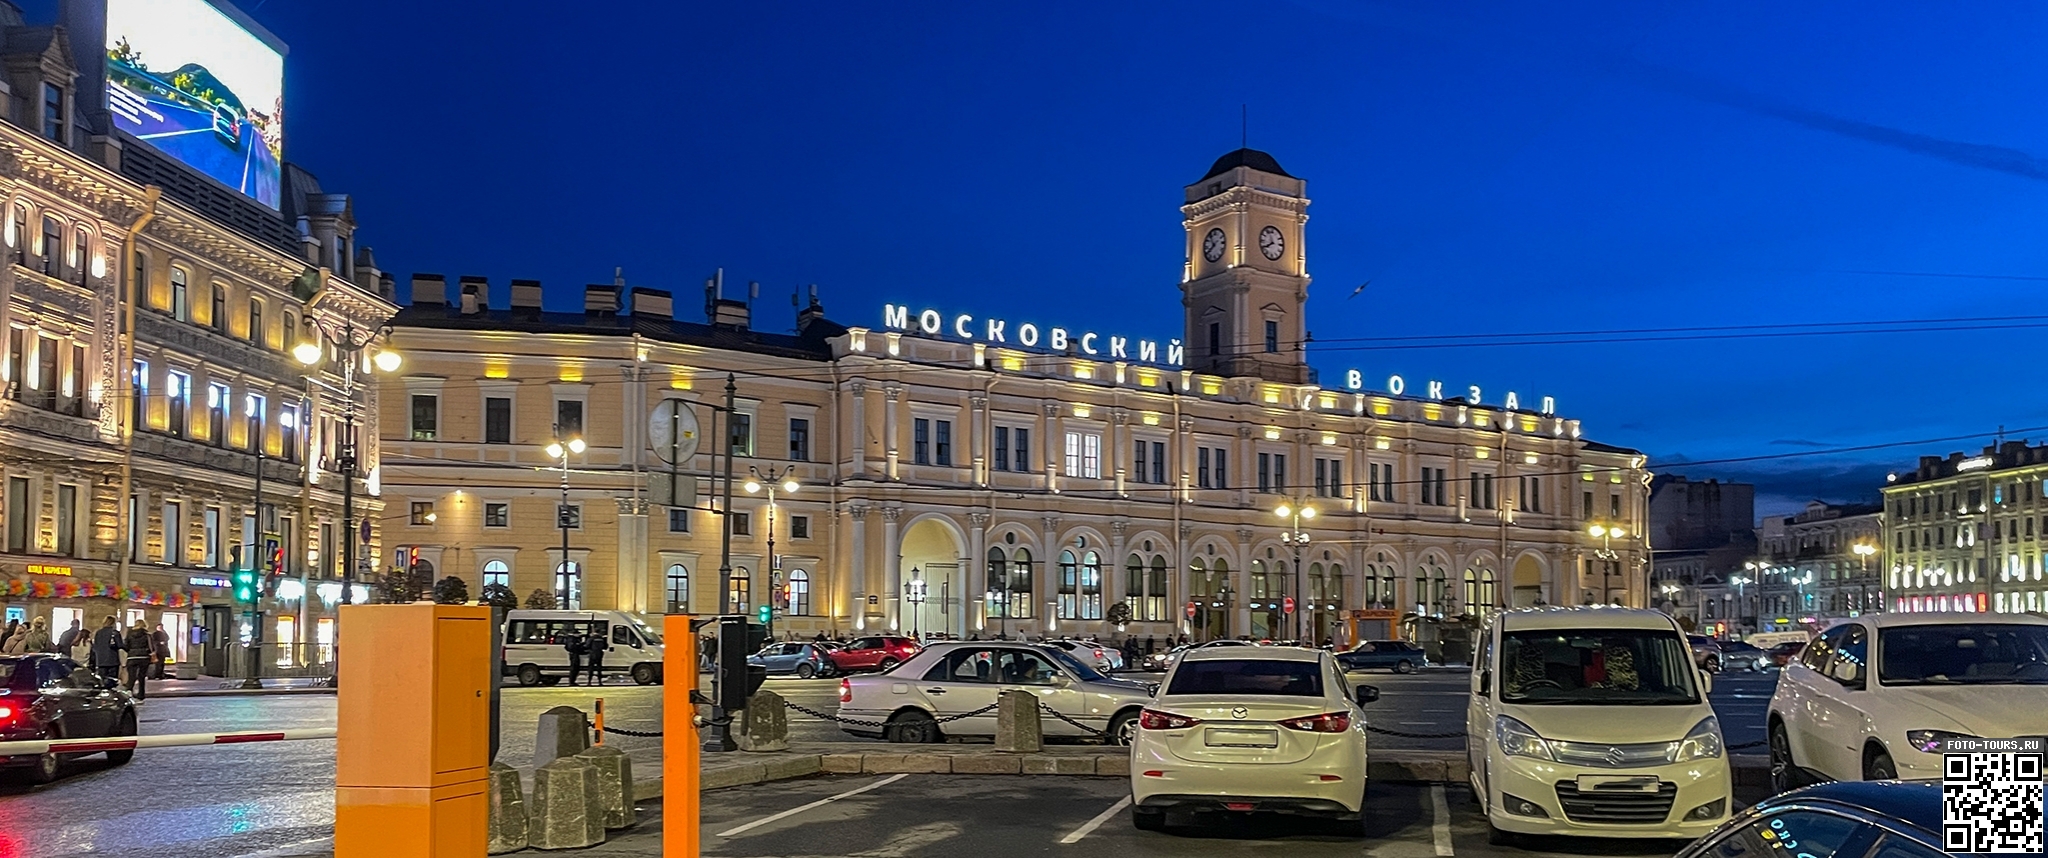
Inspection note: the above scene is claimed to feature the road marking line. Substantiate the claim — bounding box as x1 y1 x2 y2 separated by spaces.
1059 796 1132 844
1431 783 1454 856
715 773 907 837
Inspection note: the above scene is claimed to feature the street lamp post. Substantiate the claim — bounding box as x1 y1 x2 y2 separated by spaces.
292 322 400 674
905 569 927 638
744 465 801 627
1587 524 1622 604
1851 542 1877 615
544 430 587 608
1274 501 1315 642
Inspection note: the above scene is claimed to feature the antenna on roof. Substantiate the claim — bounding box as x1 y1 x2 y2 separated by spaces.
613 266 625 288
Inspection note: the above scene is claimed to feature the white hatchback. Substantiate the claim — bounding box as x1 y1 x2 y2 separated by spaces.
1129 646 1376 832
1767 612 2048 789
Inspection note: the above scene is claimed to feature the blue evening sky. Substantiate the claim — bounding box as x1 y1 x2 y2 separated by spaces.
37 1 2048 516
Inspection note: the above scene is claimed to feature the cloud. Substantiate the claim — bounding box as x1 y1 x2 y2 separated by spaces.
1651 456 1892 519
1620 59 2048 184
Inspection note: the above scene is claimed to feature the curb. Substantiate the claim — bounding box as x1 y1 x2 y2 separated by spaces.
147 688 338 699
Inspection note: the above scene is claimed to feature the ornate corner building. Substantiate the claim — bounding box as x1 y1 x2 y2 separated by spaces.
382 149 1652 646
0 7 393 669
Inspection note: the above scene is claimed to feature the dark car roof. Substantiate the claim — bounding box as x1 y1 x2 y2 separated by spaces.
1766 780 1941 835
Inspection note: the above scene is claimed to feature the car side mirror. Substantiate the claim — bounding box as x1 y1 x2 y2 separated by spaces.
1353 684 1380 704
1051 673 1074 688
1831 661 1862 687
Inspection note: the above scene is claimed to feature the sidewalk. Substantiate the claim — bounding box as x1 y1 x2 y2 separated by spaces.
149 676 335 698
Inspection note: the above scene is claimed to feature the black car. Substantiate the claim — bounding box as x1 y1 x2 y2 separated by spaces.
1335 640 1428 673
1675 780 1995 858
0 654 139 783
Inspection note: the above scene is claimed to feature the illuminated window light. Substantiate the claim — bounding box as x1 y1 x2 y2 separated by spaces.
1263 426 1282 440
1073 362 1094 380
1318 393 1338 410
1320 433 1337 446
483 363 510 379
1072 404 1092 418
557 366 584 382
1001 354 1025 372
1200 379 1222 396
1262 387 1282 405
1523 452 1539 465
1374 437 1391 451
1422 405 1443 421
1372 399 1391 416
1474 447 1490 459
1136 370 1159 387
1473 412 1490 428
1141 412 1161 426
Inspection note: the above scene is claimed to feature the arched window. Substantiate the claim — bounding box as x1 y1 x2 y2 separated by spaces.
665 563 689 613
728 567 752 612
1377 554 1398 608
1430 564 1448 614
787 569 811 616
482 560 510 591
1328 563 1344 606
1080 550 1102 619
1146 555 1167 621
1057 550 1079 619
1124 553 1144 619
169 266 189 320
1479 568 1495 612
985 547 1009 619
554 561 582 610
1308 562 1326 602
1008 548 1034 619
1462 568 1479 615
1251 560 1271 598
1189 557 1210 597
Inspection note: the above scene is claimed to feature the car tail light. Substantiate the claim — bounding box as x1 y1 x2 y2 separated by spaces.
839 679 852 703
1138 708 1200 730
0 703 14 725
1279 712 1351 733
1092 649 1105 661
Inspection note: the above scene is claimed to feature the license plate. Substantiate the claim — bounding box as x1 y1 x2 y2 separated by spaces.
1576 774 1660 792
1204 728 1278 748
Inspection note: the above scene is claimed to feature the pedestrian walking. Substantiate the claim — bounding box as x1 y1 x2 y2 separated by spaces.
563 630 587 686
151 623 172 679
89 616 123 683
10 617 51 654
124 621 153 700
1 619 25 655
584 629 608 686
56 618 83 661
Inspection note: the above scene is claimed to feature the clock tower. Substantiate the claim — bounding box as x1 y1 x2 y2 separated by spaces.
1180 148 1311 384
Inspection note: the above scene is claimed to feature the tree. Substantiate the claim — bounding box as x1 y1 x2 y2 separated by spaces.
1106 602 1133 627
379 569 426 604
479 583 519 610
433 576 470 605
524 588 557 610
1677 615 1698 633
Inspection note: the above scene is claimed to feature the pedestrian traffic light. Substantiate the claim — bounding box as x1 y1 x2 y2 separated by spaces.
756 604 772 625
232 567 258 604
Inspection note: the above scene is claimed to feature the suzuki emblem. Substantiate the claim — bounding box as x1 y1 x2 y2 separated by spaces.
1604 746 1627 766
1230 707 1249 720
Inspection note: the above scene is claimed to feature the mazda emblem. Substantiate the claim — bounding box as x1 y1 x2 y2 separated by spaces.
1230 707 1249 720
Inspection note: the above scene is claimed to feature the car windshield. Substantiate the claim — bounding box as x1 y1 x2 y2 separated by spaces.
1879 623 2048 685
634 622 662 644
1166 658 1323 697
1498 629 1701 705
1042 648 1107 681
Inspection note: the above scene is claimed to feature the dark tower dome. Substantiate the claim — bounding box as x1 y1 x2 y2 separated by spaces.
1200 148 1294 181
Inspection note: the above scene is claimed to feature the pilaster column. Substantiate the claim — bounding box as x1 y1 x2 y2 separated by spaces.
848 502 869 628
883 386 902 480
882 505 903 629
1110 518 1129 607
967 512 990 632
1236 527 1256 638
1040 514 1060 632
848 381 868 477
970 394 988 487
1043 402 1062 492
614 497 649 613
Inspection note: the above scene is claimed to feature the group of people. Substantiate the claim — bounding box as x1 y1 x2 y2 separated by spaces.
560 628 609 686
0 616 171 700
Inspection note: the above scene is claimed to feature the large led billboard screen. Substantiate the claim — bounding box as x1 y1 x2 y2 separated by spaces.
104 0 283 209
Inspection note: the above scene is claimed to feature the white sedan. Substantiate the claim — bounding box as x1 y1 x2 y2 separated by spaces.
1129 646 1378 832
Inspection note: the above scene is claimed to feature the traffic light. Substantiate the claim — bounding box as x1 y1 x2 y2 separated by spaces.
756 604 772 625
232 566 258 604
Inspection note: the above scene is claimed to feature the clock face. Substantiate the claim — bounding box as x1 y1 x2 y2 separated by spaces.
1259 225 1285 260
1202 228 1226 262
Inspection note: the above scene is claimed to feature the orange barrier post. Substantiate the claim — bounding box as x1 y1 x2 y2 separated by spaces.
594 698 606 746
336 603 492 858
664 615 699 858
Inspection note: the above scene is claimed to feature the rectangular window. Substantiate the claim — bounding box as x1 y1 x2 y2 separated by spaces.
666 507 689 533
730 512 751 536
1422 467 1448 506
1063 431 1101 479
211 285 226 333
934 419 952 466
4 327 21 401
34 334 57 409
38 217 57 275
1469 473 1496 509
1012 428 1030 472
913 418 930 465
788 417 811 462
1610 493 1622 518
1315 457 1344 497
1134 440 1149 484
280 403 300 462
170 268 189 321
556 399 585 437
484 396 512 444
728 412 752 456
1582 490 1594 518
1259 453 1288 493
484 503 509 528
160 501 181 564
5 476 27 553
166 371 191 435
410 502 434 526
1520 476 1541 512
244 393 265 452
994 426 1010 472
410 394 438 441
40 82 62 143
248 299 264 346
202 507 220 568
1264 320 1279 353
1149 440 1165 485
56 484 77 556
206 382 230 444
1259 453 1271 493
66 342 84 416
1208 322 1221 356
791 515 810 539
1197 447 1210 488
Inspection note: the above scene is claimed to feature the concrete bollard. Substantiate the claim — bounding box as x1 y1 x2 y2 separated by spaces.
485 761 529 854
993 689 1043 753
740 689 790 752
527 756 605 849
533 705 590 768
575 744 636 830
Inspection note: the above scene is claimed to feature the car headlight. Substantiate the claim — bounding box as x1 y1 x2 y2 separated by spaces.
1672 716 1724 762
1906 729 1978 754
1495 715 1555 761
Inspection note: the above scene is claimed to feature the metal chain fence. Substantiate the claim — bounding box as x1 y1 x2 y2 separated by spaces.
1036 702 1108 737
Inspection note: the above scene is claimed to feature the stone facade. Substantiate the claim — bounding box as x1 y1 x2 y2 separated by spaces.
1884 441 2048 616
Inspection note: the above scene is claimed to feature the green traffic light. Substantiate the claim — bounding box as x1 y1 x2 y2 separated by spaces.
757 604 771 624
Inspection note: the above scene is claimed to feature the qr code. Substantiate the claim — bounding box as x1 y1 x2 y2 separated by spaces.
1944 752 2044 854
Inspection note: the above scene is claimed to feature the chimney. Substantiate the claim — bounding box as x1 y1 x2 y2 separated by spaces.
378 272 396 302
458 276 488 315
409 273 447 306
631 287 673 318
710 296 751 329
584 283 620 315
796 284 826 334
510 279 542 314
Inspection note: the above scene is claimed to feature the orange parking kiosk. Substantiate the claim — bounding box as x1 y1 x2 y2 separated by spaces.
336 604 492 857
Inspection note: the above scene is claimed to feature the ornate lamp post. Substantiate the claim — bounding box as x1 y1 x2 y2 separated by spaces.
1851 542 1877 615
543 430 587 608
1274 501 1315 641
292 323 400 611
744 465 800 624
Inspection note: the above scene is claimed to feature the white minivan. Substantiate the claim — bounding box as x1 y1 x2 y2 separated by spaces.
503 610 667 686
1467 607 1731 845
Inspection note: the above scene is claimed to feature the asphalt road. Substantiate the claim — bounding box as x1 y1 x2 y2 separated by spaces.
0 667 1783 857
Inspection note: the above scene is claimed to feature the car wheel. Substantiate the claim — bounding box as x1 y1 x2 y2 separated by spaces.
1706 657 1722 674
1106 711 1138 746
1769 721 1810 793
885 711 941 744
796 663 816 680
1865 748 1897 781
28 724 61 784
104 712 138 765
1394 660 1416 674
517 664 542 687
878 657 900 671
631 663 658 686
1132 807 1165 831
